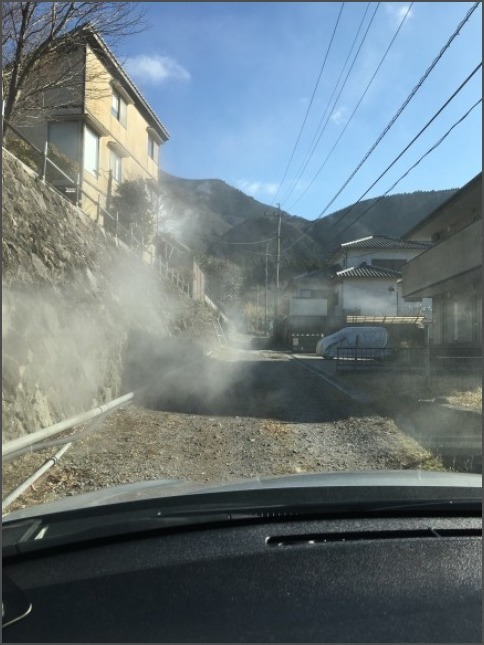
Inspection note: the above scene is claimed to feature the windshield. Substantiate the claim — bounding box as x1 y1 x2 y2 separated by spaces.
2 1 482 516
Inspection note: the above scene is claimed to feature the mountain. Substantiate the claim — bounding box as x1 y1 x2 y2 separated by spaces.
157 171 457 286
310 189 458 259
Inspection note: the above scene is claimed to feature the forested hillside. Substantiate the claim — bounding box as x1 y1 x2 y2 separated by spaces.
157 171 457 289
311 189 457 259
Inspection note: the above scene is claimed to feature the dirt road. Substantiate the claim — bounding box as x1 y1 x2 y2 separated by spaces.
2 345 443 512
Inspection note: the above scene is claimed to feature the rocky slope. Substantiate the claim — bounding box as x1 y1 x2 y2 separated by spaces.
2 150 220 442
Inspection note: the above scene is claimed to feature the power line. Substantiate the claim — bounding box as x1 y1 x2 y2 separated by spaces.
324 61 482 238
282 0 481 254
324 97 482 250
279 3 377 206
312 0 481 222
271 2 345 205
212 237 276 246
286 2 413 211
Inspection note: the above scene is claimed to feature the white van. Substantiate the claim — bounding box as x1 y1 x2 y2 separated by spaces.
316 326 390 359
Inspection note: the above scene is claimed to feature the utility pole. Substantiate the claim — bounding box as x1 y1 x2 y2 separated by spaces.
274 204 282 319
276 203 282 290
264 241 269 333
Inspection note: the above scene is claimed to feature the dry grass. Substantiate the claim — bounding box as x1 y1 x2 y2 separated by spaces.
340 371 481 412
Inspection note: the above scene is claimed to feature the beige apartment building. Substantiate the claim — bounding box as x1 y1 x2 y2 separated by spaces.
12 27 169 225
402 173 482 348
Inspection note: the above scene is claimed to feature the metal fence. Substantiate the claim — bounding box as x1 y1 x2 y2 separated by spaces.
3 117 80 204
335 345 481 373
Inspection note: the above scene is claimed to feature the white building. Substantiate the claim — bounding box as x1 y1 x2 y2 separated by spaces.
328 235 432 318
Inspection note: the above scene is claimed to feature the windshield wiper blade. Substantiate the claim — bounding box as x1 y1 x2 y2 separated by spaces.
3 496 481 557
3 510 260 555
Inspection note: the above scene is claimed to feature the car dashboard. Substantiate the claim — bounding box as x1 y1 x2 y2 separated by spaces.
2 500 482 643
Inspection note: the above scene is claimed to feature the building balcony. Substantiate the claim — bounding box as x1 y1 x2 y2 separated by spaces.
402 219 482 298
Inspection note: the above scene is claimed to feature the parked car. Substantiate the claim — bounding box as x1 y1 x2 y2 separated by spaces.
316 326 391 359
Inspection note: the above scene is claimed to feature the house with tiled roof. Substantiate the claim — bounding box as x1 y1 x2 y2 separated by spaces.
327 234 432 320
280 234 431 349
328 234 431 272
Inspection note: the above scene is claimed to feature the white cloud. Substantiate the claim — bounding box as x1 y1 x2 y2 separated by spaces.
236 180 279 197
384 3 413 25
124 54 190 85
330 106 348 126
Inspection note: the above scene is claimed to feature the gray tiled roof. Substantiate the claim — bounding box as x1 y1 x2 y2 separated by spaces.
340 235 431 250
336 264 403 279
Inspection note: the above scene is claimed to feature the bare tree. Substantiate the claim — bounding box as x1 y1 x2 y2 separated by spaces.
2 2 146 129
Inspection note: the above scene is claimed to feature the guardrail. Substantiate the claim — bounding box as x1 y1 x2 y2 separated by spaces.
3 117 80 204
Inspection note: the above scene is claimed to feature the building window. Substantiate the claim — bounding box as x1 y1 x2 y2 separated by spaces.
110 150 122 182
370 258 407 271
48 121 80 164
148 134 159 162
111 90 127 127
83 125 99 176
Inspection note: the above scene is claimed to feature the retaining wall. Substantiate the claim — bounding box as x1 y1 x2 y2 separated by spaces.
2 150 218 442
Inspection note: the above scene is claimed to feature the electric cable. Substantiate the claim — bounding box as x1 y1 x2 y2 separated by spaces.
313 0 481 224
286 2 413 211
324 97 482 252
271 2 346 205
212 237 276 246
281 0 481 254
279 3 377 206
324 61 482 237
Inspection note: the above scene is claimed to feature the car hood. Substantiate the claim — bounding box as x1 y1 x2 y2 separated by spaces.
3 470 481 521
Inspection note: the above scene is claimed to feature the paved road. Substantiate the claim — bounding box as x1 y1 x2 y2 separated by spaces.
2 345 442 512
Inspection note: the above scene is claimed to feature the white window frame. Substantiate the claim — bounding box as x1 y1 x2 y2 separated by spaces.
111 90 127 127
83 125 99 177
110 149 122 182
148 134 159 162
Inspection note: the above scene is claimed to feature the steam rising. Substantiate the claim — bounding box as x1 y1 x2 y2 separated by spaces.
1 250 210 440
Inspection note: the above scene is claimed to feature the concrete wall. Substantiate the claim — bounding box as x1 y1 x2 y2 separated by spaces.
431 283 482 346
405 174 481 242
340 278 399 316
402 220 482 298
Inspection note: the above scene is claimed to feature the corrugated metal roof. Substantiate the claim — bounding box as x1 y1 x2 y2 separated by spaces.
336 264 403 279
340 235 431 250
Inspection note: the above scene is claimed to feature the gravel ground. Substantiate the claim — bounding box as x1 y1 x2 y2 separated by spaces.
2 343 443 513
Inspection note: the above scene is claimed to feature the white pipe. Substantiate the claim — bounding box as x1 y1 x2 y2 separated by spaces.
2 392 134 459
2 443 72 512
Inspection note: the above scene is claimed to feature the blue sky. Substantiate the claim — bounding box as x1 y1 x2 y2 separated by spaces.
117 2 482 221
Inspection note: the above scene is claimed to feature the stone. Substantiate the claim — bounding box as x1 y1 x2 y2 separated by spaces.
31 252 49 279
2 150 218 442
